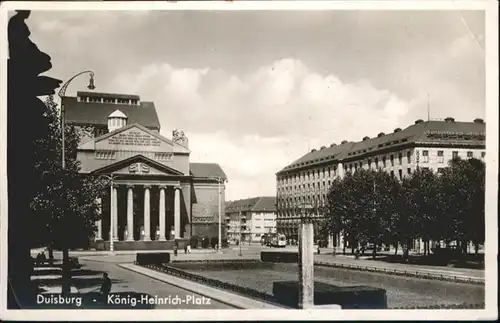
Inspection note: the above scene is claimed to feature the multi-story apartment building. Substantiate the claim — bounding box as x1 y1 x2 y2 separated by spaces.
225 197 277 243
276 117 486 249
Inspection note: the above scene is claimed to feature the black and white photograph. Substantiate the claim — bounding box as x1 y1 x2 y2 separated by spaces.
1 1 498 321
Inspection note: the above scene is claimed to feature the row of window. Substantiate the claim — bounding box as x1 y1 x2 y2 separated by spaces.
278 149 485 187
94 151 173 161
79 96 139 105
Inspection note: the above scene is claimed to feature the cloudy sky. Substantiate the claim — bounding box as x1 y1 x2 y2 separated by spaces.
25 8 485 201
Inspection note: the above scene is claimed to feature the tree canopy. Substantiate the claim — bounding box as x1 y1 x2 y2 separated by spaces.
325 157 485 257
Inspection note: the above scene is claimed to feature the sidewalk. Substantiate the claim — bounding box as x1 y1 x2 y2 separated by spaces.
314 254 484 282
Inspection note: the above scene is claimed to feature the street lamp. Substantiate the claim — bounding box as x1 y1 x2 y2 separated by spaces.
58 70 95 169
98 174 122 253
209 176 226 253
238 205 243 257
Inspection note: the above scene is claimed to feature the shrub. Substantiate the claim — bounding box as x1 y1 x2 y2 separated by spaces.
222 238 229 248
136 253 170 265
201 236 210 249
190 236 198 249
210 237 218 249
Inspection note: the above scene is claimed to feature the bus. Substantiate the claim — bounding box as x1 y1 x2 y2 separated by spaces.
270 233 287 248
261 233 287 247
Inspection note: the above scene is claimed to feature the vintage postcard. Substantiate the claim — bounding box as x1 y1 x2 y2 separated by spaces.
0 0 498 321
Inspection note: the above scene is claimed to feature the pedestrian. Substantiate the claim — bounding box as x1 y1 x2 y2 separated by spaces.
100 272 112 302
317 245 321 254
173 240 178 256
184 244 188 254
187 244 191 254
355 248 360 260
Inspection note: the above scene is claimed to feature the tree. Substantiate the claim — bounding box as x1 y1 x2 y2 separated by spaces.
400 168 440 257
30 95 106 295
438 157 485 254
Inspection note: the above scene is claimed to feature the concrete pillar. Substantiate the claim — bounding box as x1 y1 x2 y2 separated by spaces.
112 186 118 241
143 185 151 241
174 186 181 238
126 185 134 241
159 186 166 241
95 197 102 240
298 216 314 309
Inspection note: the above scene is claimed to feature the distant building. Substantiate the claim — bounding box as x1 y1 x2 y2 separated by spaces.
225 197 277 243
64 91 227 250
276 117 486 250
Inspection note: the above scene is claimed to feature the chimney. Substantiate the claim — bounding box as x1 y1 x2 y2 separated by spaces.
474 118 484 124
362 136 370 141
341 140 348 144
444 117 455 123
415 119 424 125
394 128 402 133
377 132 385 137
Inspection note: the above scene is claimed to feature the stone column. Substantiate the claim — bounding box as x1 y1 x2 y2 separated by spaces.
298 216 314 309
143 185 151 241
126 185 134 241
95 198 102 240
174 186 181 238
111 186 119 241
159 186 166 241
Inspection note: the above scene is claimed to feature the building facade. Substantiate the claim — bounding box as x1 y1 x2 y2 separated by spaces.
65 91 227 250
225 197 277 243
276 117 486 250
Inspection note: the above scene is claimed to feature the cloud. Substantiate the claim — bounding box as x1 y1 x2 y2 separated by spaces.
108 58 414 200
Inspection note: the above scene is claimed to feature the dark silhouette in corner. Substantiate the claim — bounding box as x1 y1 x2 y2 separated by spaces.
7 10 62 308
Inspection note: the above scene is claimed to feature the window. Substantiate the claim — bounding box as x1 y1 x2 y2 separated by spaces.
383 156 387 167
390 155 394 166
452 151 459 159
375 158 379 168
95 150 115 160
437 150 444 163
368 159 372 169
481 152 486 158
437 168 444 174
407 151 411 163
103 98 115 103
422 150 429 163
390 170 395 178
398 169 403 180
467 151 473 158
407 168 412 175
398 153 403 165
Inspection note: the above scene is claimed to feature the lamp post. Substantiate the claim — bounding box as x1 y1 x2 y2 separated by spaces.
98 174 121 254
57 70 95 169
209 176 226 253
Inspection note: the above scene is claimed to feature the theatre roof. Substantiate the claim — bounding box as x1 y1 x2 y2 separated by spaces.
63 96 160 130
226 196 276 213
189 163 227 180
277 118 485 175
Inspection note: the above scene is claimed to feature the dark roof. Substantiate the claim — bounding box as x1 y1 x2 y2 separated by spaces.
77 91 140 100
226 196 276 213
278 141 355 173
63 96 160 130
190 163 227 180
278 119 485 174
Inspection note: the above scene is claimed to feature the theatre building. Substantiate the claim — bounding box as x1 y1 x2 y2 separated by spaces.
64 91 227 250
276 117 486 251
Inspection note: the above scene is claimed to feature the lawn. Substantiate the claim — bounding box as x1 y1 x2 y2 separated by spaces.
169 261 484 309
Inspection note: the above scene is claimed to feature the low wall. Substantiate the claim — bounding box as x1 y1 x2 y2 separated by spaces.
91 239 190 251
